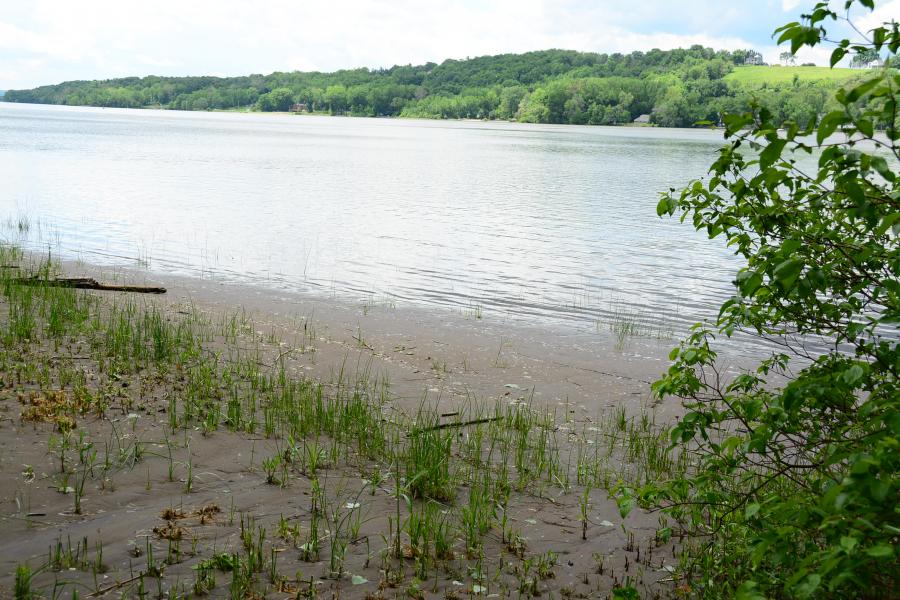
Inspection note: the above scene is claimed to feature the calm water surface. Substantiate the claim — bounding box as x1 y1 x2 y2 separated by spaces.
0 103 744 345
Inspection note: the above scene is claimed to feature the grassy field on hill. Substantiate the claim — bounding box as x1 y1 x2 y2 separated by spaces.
725 65 861 85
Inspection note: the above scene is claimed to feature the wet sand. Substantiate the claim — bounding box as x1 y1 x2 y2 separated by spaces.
89 261 677 410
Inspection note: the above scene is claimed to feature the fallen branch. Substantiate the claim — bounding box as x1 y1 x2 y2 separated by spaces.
15 277 166 294
416 416 501 432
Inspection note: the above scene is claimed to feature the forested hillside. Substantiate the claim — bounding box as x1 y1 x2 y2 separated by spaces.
3 47 867 127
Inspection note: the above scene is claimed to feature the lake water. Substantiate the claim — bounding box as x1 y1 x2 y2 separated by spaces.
0 103 744 347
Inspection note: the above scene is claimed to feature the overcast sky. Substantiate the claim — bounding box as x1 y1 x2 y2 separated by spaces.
1 0 898 90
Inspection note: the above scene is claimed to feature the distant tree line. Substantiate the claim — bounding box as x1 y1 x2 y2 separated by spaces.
3 47 870 127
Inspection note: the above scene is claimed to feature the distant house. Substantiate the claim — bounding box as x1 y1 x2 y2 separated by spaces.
633 114 651 125
290 103 308 113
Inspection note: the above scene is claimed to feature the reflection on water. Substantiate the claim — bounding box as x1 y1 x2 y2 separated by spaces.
0 103 748 349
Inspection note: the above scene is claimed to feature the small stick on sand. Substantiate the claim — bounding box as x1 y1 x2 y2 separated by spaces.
88 572 148 597
416 416 501 432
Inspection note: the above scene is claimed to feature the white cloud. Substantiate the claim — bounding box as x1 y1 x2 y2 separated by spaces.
136 55 181 69
763 0 900 66
0 58 47 87
761 44 837 65
0 20 82 59
599 30 754 55
856 0 900 37
0 0 836 88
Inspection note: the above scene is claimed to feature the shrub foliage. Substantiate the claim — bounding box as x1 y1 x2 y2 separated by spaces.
625 2 899 597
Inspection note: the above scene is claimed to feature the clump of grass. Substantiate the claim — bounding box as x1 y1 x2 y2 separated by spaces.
463 302 483 320
48 535 91 572
361 293 396 315
406 405 455 502
602 301 673 349
15 564 36 600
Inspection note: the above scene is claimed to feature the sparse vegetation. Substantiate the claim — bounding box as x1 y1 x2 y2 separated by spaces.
0 242 685 598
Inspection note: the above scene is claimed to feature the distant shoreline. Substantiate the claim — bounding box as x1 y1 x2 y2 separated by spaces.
2 49 866 129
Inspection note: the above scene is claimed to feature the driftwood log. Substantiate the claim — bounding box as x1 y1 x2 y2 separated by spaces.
15 277 166 294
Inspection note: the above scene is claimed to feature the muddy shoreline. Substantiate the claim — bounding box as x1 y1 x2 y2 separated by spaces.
0 256 686 599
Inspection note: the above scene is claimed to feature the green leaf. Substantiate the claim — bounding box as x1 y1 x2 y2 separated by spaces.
745 503 761 519
774 258 803 290
842 364 864 385
617 495 636 518
843 179 866 206
876 212 900 236
870 157 897 182
873 27 886 50
656 196 677 216
723 113 752 136
830 47 848 67
740 272 764 297
794 574 821 599
782 239 802 255
759 139 787 170
856 118 874 138
775 22 801 44
845 77 882 103
735 580 767 600
866 544 894 558
817 111 847 144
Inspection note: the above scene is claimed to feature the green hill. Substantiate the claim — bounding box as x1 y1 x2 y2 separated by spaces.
2 48 877 128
